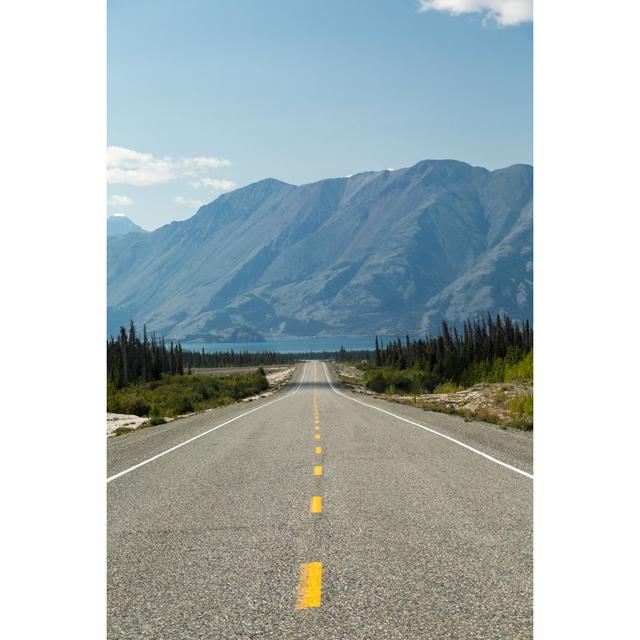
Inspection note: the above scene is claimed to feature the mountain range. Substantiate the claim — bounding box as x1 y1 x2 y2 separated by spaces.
108 159 532 341
107 214 147 237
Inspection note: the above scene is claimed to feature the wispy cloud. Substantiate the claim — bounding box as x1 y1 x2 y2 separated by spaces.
108 194 134 206
181 156 232 174
174 196 205 208
188 177 237 191
417 0 532 27
107 146 233 186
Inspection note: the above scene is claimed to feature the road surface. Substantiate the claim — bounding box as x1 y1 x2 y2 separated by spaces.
108 361 532 639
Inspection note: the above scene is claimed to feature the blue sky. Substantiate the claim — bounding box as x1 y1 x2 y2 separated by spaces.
108 0 532 229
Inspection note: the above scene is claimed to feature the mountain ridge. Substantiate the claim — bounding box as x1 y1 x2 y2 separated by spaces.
108 159 532 340
107 214 147 237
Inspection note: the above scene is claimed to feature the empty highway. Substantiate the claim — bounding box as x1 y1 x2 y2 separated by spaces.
108 361 532 639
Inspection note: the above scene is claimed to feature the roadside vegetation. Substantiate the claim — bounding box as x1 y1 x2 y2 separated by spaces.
107 322 269 431
107 371 269 420
367 313 531 388
363 350 533 395
337 314 533 430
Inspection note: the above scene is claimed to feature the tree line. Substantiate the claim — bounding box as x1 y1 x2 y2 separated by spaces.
182 347 372 367
107 321 372 388
374 313 533 381
375 313 531 370
320 315 531 392
107 322 185 389
108 314 531 392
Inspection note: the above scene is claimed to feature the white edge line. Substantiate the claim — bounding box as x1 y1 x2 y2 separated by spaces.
107 361 309 484
322 362 533 480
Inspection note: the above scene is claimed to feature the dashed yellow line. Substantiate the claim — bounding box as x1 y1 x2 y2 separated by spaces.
296 364 325 610
295 562 322 608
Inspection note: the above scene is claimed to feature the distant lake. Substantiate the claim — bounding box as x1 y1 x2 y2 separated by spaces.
181 335 392 354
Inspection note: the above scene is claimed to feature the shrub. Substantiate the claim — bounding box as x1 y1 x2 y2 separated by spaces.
508 393 533 416
433 381 464 394
124 397 151 416
505 351 533 381
367 373 388 393
108 370 270 418
113 426 134 436
175 395 194 414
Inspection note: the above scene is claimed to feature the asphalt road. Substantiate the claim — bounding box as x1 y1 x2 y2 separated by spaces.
108 361 532 639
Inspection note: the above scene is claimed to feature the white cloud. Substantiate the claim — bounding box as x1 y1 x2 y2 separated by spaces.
188 177 237 191
107 146 233 186
107 146 174 186
108 194 134 206
181 156 232 171
174 196 205 208
417 0 532 26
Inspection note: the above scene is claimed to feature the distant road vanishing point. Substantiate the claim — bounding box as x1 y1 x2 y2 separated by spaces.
108 361 532 639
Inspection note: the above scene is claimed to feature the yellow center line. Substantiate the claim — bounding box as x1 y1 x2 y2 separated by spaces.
315 446 321 454
315 425 320 431
295 562 322 609
310 496 322 513
315 433 320 440
313 465 323 476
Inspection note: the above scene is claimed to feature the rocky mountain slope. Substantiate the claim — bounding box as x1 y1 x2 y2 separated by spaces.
108 159 532 340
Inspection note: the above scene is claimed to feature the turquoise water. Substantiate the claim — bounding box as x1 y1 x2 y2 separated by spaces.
181 335 388 354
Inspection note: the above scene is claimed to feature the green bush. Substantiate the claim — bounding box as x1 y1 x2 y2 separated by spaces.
508 393 533 416
362 349 533 396
364 367 447 395
367 373 388 393
175 394 194 415
505 351 533 381
124 397 151 416
433 380 464 394
112 426 134 436
107 371 269 418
